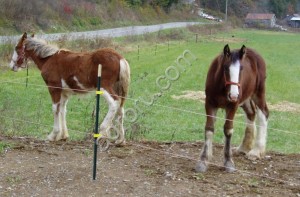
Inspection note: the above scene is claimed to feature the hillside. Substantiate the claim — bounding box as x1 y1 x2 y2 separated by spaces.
1 0 299 35
0 0 199 35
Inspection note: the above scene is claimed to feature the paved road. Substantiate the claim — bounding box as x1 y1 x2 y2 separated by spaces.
0 22 209 44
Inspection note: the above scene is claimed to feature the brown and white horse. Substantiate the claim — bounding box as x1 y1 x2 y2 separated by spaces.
196 44 269 172
9 33 130 145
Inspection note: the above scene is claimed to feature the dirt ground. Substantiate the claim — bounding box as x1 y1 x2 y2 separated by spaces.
0 136 299 197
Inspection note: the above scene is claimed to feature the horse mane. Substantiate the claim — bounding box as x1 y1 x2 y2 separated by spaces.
25 37 59 58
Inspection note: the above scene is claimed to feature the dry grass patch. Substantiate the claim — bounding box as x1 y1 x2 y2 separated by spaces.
172 90 205 103
172 91 300 113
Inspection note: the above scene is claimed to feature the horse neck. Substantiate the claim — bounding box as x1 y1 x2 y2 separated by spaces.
214 58 225 85
26 50 48 70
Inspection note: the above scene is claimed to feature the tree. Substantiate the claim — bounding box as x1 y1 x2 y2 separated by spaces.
269 0 286 18
125 0 144 7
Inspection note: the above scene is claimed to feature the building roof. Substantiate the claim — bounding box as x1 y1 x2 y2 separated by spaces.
291 17 300 21
246 13 275 20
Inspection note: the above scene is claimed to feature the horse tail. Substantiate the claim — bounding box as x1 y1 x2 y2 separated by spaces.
118 58 130 107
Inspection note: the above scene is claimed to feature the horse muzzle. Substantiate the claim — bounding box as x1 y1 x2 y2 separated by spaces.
228 93 239 103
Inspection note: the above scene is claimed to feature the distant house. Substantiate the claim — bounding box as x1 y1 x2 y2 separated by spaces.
286 14 300 28
180 0 195 4
245 13 276 28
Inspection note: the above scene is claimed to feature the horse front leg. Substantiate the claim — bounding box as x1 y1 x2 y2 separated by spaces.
47 102 62 141
195 105 217 173
46 85 64 141
247 106 268 160
223 107 238 172
58 94 69 140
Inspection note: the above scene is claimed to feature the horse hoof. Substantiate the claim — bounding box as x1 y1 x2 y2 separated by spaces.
195 161 208 173
61 135 69 141
46 134 56 142
224 161 236 173
115 139 126 146
247 149 264 160
55 136 64 141
97 138 110 151
232 147 247 156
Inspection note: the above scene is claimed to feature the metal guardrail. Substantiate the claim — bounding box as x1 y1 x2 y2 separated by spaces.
0 22 208 44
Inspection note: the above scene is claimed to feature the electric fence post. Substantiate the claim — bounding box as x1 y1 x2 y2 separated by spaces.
93 64 102 180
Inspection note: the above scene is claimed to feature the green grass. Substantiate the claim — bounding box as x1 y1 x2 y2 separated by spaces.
0 141 12 154
0 28 299 154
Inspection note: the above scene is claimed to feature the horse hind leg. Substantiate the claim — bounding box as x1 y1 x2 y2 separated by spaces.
97 88 120 143
247 105 268 160
104 107 125 146
234 99 256 155
114 107 125 146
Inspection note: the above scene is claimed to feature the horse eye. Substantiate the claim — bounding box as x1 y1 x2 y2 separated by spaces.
240 66 244 70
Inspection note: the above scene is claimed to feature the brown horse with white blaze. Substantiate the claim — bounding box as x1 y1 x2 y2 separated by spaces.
196 44 269 172
9 33 130 145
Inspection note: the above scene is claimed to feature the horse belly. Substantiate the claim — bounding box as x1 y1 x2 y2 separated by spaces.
62 76 94 94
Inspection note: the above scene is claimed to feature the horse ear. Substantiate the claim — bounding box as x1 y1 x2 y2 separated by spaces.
239 45 246 59
22 32 27 39
31 33 35 37
223 44 231 57
17 32 27 46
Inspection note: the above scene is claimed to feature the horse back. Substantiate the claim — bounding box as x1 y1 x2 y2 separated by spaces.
41 48 123 91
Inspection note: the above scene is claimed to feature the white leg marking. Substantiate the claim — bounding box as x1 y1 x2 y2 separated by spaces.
115 107 125 145
247 108 268 159
99 89 120 138
237 117 256 153
197 130 214 172
47 103 61 141
59 95 69 140
204 131 214 160
227 128 234 135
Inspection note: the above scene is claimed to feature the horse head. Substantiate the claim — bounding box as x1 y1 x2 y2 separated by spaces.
222 44 246 103
9 32 34 72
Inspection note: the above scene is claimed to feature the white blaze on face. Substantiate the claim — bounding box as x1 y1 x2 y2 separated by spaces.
229 60 241 98
9 49 18 69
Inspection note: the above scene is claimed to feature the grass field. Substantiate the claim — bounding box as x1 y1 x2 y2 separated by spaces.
0 27 299 154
